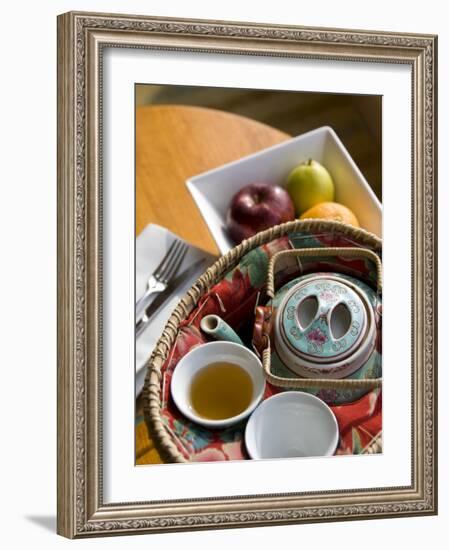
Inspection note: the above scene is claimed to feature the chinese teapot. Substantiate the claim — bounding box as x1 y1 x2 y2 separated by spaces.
253 247 382 405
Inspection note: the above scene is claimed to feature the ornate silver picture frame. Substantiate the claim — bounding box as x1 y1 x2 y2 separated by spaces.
57 11 437 538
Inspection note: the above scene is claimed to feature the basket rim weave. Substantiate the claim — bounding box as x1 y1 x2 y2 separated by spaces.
142 219 382 464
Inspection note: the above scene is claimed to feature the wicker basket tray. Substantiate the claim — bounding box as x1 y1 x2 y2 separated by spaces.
143 220 382 463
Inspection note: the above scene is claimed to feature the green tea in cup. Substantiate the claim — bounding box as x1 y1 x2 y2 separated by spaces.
189 362 253 420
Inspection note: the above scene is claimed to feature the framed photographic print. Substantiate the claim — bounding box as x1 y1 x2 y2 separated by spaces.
57 11 438 538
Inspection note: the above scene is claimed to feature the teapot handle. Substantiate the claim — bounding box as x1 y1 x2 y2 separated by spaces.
267 246 382 299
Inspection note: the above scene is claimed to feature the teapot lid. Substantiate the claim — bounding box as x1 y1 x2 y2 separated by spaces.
279 277 368 364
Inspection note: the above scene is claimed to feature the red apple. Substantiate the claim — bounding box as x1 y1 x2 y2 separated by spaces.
226 182 295 244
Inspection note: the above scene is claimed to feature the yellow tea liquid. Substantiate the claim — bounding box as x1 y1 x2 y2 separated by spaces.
190 362 253 420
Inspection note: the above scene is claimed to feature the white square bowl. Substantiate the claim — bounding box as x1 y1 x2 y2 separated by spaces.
186 126 382 254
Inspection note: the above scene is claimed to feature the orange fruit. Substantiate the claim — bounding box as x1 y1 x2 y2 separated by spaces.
299 201 360 227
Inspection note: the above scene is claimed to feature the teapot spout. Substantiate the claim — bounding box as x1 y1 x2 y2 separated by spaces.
200 314 243 346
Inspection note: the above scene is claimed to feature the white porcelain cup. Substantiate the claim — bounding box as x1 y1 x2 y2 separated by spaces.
170 341 266 429
245 392 339 459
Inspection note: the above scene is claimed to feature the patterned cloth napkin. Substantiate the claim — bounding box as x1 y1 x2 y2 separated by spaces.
141 228 382 462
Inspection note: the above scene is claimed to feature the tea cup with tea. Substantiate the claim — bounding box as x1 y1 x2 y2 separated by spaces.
170 341 266 428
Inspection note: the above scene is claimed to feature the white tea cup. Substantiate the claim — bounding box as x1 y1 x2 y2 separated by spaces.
245 391 339 459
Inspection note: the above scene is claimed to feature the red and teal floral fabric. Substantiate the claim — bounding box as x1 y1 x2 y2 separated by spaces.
151 229 382 462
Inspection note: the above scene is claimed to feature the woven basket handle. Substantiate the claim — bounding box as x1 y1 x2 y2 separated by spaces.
267 246 382 299
262 246 382 391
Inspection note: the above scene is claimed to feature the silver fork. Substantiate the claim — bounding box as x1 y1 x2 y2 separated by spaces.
135 238 188 324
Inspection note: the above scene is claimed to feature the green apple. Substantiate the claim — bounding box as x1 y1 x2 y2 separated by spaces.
286 159 335 215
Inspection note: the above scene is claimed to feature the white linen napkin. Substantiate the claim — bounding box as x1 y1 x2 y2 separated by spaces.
135 224 216 396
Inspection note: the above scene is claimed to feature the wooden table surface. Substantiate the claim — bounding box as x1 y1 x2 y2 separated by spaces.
136 105 290 256
135 105 290 464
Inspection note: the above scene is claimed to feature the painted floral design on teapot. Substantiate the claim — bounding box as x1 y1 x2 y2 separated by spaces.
253 247 382 405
